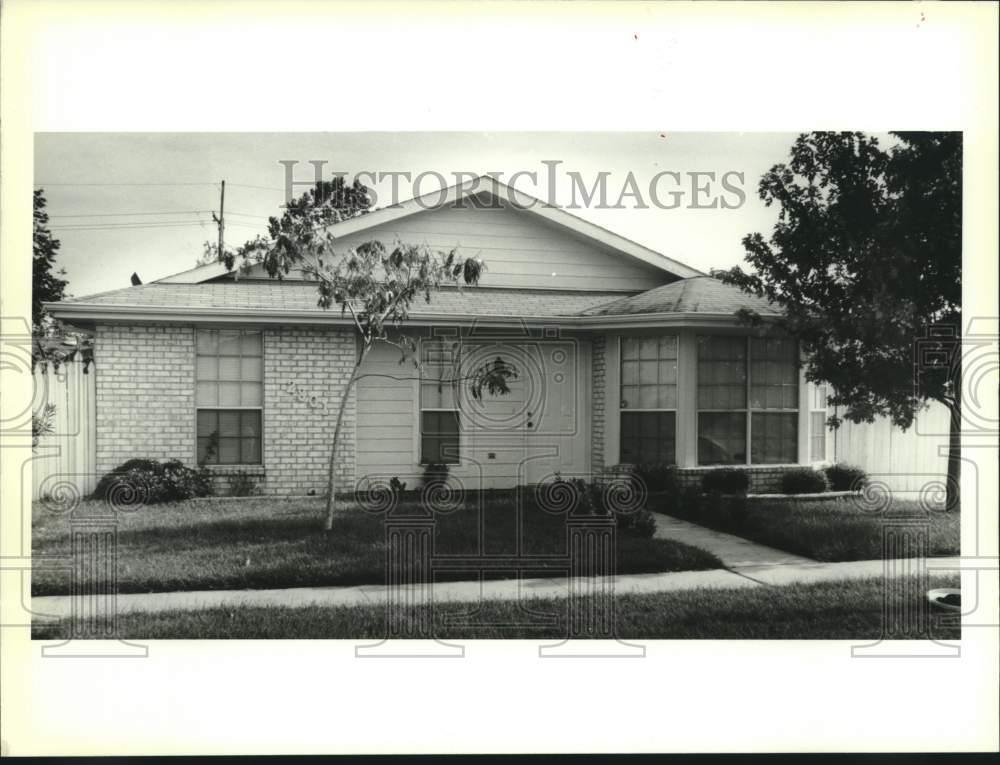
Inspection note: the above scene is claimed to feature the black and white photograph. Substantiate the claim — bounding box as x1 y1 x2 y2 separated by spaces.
28 131 965 644
1 0 997 757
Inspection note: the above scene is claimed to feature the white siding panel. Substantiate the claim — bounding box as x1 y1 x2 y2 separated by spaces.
324 203 667 291
832 401 951 495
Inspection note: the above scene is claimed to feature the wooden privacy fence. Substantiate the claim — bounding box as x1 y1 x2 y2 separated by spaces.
830 400 951 495
31 354 97 501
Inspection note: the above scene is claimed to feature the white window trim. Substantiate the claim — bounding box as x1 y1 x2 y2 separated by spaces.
696 335 801 467
418 337 462 465
194 327 265 468
617 334 679 466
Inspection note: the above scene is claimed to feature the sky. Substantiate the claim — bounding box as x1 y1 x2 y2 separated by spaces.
34 132 807 298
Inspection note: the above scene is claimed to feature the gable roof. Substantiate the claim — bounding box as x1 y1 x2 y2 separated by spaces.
53 282 628 320
579 276 781 317
48 276 783 328
153 175 703 285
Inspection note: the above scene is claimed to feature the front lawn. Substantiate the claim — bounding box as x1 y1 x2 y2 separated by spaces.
31 575 961 640
32 496 722 596
658 496 960 562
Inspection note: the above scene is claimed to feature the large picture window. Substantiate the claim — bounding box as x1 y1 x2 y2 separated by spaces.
196 329 263 464
619 336 677 465
420 340 460 464
697 335 799 465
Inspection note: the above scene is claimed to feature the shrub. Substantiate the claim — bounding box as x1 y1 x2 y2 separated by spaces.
93 458 213 505
422 462 450 485
389 476 408 494
701 468 749 495
619 508 657 538
634 463 679 493
824 463 868 492
228 470 260 497
552 476 656 538
780 467 829 495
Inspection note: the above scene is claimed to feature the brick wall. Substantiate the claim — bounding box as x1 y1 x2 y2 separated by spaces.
94 324 196 474
95 323 358 497
675 466 788 494
263 326 357 496
590 334 606 475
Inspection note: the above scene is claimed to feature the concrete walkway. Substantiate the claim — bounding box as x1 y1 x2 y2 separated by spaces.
31 554 964 619
650 512 815 569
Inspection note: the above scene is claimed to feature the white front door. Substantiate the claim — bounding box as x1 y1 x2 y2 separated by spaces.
460 339 585 488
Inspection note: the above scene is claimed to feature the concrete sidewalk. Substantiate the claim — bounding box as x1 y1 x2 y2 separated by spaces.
650 512 815 569
30 557 962 619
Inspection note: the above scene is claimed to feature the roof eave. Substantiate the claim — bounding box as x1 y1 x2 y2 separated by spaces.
44 301 781 330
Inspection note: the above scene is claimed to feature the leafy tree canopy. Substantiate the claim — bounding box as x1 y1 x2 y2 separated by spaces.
716 131 961 429
33 189 69 332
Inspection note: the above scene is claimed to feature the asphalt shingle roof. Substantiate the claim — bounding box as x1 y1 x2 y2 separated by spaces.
60 282 629 318
579 276 781 316
56 276 781 320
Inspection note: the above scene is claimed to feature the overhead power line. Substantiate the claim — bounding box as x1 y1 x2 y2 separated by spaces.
49 221 212 232
34 182 221 187
48 210 213 218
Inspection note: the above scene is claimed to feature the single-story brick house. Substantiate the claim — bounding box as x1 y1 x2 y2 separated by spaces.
47 176 834 496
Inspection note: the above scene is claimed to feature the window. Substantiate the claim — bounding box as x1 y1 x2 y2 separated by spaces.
420 340 460 464
697 336 799 465
620 336 677 464
810 383 829 461
196 329 263 464
749 338 798 464
697 336 747 464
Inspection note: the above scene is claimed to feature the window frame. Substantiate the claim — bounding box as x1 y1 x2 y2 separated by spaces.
696 334 801 467
618 334 679 466
195 328 264 466
418 338 462 465
809 383 829 462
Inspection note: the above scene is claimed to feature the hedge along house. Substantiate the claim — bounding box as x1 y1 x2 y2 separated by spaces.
46 176 834 497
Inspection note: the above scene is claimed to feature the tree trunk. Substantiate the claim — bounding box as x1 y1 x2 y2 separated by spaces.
945 398 961 512
323 352 366 531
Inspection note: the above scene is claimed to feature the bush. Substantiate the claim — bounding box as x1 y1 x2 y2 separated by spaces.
634 463 679 493
701 468 749 495
824 463 868 492
780 467 828 494
228 470 260 497
422 462 450 485
619 508 657 538
551 476 657 538
93 458 213 505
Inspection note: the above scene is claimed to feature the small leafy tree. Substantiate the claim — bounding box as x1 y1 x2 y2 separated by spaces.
33 190 69 337
716 132 962 509
32 403 57 451
218 178 516 529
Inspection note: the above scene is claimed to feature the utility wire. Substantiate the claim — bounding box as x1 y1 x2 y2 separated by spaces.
48 210 213 218
34 182 221 187
49 221 212 232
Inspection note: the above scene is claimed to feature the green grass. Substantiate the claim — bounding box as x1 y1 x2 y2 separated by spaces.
659 496 960 561
31 575 961 640
31 496 722 596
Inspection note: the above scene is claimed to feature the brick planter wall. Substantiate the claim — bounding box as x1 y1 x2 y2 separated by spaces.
675 466 788 494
